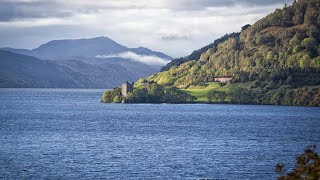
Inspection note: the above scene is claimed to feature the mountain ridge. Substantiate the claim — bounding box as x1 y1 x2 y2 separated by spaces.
0 36 173 88
1 36 173 62
0 50 160 88
0 50 95 88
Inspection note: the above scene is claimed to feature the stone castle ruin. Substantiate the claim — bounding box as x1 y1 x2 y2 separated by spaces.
121 81 134 97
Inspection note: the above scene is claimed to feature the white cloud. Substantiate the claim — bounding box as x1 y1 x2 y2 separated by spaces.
0 17 73 27
0 0 294 57
96 51 170 66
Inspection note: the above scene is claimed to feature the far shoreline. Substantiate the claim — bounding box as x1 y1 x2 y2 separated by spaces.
101 101 320 108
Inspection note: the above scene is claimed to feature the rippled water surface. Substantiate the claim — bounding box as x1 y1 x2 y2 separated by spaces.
0 88 319 179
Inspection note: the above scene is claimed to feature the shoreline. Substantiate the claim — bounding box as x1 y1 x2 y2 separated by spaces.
101 101 320 107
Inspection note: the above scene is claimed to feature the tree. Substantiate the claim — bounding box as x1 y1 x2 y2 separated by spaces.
299 53 311 69
133 89 148 103
241 24 251 31
276 145 320 179
207 90 227 103
293 1 305 25
267 51 275 61
101 91 112 103
164 86 196 103
304 2 319 25
315 57 320 68
113 96 121 103
125 92 135 103
148 84 165 102
229 87 255 104
102 88 121 103
302 37 317 50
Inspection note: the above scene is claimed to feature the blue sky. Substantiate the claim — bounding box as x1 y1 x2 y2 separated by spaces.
0 0 294 57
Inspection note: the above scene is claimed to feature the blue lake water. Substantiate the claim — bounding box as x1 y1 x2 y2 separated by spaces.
0 88 319 179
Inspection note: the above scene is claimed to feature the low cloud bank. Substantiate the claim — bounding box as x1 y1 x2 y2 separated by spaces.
96 51 170 66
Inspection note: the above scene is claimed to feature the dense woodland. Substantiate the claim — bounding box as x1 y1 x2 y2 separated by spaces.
103 0 320 106
160 32 240 71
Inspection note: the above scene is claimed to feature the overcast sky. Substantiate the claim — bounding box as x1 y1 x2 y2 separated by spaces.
0 0 294 58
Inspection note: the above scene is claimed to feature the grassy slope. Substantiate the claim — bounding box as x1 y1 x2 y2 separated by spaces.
182 82 225 102
181 81 259 103
183 81 320 104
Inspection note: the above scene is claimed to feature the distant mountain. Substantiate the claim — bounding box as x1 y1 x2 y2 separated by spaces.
130 47 172 60
0 47 32 56
55 58 158 88
25 37 127 59
0 50 94 88
0 50 158 88
1 37 172 62
1 37 126 59
0 37 173 88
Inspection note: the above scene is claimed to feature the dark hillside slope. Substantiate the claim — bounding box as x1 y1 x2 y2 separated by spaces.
0 36 173 88
55 58 157 88
0 50 94 88
0 50 158 88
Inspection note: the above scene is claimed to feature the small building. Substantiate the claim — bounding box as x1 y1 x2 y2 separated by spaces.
121 81 134 97
214 76 233 83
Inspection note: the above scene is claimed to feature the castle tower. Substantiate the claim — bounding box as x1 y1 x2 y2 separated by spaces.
121 81 134 97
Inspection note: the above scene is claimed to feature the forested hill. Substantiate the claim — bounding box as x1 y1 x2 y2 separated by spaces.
128 0 320 106
160 32 240 71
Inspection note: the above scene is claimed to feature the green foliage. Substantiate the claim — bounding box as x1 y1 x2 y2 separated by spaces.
154 71 176 86
164 86 196 103
102 91 112 103
113 96 121 103
299 53 311 68
229 87 256 104
315 56 320 68
161 33 240 72
125 92 135 103
132 89 149 103
101 88 122 103
102 83 196 104
148 84 165 102
241 24 251 31
292 87 320 106
276 145 320 180
255 34 276 45
302 37 317 49
207 90 227 103
269 86 292 105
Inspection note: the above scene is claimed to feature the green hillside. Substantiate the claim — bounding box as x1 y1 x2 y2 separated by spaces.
160 32 240 72
103 0 320 106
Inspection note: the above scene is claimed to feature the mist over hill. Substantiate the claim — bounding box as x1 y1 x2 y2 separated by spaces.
0 37 173 88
